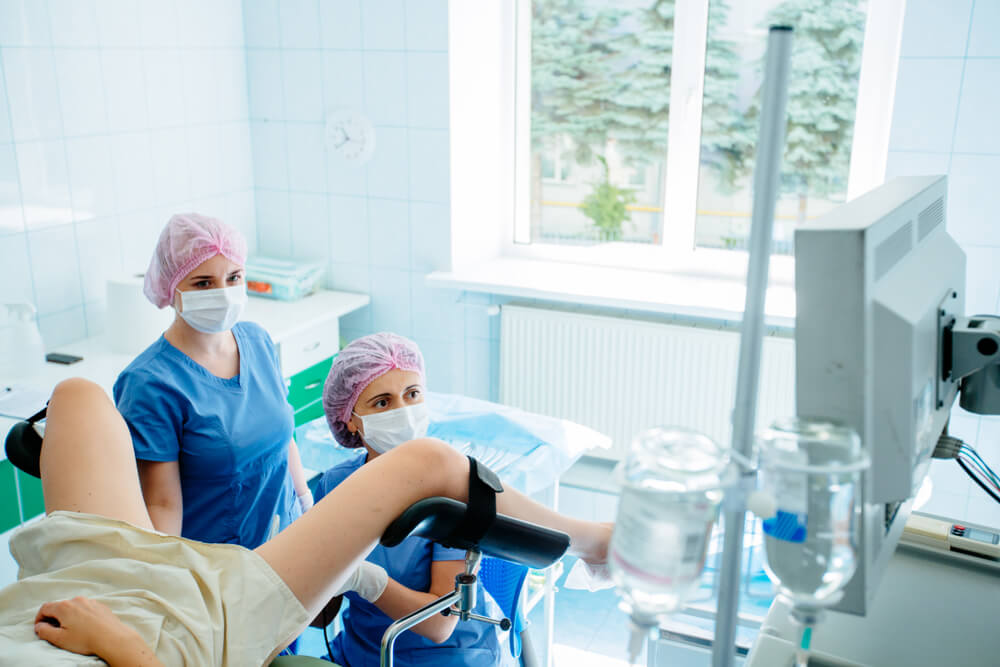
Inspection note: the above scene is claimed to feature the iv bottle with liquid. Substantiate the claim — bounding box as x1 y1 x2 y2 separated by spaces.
755 418 869 666
609 427 735 664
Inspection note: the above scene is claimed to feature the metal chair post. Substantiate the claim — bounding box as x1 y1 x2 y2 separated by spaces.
380 551 513 667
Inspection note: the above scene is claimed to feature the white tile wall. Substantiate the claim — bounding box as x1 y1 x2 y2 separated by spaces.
0 1 254 348
408 201 449 272
369 266 413 335
361 0 406 51
365 126 409 199
54 50 107 137
320 0 363 50
945 154 1000 248
65 135 117 220
289 191 329 263
888 58 963 153
0 0 52 47
279 0 321 50
244 0 281 48
285 123 327 193
407 129 449 203
899 0 974 58
362 51 408 126
889 2 1000 528
322 50 365 110
406 52 449 129
967 0 1000 58
281 50 324 122
952 59 1000 154
2 47 62 142
367 197 410 269
403 0 448 52
328 194 368 264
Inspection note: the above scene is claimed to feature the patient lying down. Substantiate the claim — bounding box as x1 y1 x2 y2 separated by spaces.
0 378 611 666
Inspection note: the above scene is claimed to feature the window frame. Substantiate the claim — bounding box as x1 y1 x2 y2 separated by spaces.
499 0 905 278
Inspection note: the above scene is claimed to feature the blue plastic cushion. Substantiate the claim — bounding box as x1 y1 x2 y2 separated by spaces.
479 557 529 659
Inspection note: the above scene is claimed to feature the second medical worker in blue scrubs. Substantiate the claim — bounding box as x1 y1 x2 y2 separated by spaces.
316 332 516 667
113 213 314 547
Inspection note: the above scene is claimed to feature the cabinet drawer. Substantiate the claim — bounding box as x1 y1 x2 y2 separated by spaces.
278 317 339 378
287 356 336 411
293 398 326 428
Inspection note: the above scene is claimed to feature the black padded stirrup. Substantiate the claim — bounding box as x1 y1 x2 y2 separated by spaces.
454 456 503 545
4 406 47 479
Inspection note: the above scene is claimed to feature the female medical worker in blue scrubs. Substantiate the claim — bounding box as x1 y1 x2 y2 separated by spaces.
315 332 515 667
113 213 313 547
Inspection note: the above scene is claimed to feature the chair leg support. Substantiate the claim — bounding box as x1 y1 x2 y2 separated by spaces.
380 590 461 667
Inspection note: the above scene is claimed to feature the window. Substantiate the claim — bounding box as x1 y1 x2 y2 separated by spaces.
695 0 868 255
512 0 898 264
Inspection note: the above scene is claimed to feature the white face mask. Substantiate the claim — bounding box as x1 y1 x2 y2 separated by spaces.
176 283 247 334
355 402 429 454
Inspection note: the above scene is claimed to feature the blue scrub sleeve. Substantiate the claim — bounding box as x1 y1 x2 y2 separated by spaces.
114 372 183 462
432 543 468 562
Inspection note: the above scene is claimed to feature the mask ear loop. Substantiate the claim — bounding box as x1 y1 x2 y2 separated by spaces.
349 411 366 442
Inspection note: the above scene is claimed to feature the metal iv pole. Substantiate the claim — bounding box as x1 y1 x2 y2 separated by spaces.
711 25 793 667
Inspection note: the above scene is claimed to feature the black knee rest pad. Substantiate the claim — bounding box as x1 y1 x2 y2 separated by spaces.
380 457 569 569
5 408 46 479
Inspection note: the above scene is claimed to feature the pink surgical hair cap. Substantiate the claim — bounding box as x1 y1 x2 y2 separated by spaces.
322 332 426 447
143 213 248 309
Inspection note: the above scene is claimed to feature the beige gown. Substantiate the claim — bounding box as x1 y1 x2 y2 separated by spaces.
0 511 310 666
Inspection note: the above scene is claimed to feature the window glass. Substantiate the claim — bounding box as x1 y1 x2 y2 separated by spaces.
529 0 674 246
694 0 868 255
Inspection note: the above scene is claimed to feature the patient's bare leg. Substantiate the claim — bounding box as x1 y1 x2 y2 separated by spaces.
39 378 153 530
255 437 608 619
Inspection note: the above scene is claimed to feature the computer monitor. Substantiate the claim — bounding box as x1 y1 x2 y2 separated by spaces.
794 175 965 615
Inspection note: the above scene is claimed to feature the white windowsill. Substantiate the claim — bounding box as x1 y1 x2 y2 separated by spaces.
426 257 795 329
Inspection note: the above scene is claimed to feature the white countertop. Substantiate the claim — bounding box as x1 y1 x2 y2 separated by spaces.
1 289 369 460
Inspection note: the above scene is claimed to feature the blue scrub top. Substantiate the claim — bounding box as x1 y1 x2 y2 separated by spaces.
314 456 510 667
114 321 298 548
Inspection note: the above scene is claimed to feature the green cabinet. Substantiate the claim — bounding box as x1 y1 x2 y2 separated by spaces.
287 355 336 428
0 460 19 533
0 458 46 532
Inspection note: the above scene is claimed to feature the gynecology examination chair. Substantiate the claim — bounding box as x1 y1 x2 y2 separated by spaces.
272 484 571 666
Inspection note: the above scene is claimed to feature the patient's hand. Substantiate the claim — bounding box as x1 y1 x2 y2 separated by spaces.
579 522 613 581
34 597 164 667
586 522 613 561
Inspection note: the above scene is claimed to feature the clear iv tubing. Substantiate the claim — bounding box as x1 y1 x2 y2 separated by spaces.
627 618 653 665
795 625 812 667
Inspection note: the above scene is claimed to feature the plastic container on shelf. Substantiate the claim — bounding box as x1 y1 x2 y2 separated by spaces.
244 257 325 301
0 303 46 378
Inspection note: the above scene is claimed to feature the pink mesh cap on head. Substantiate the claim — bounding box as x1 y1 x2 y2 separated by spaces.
323 332 426 447
143 213 249 309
